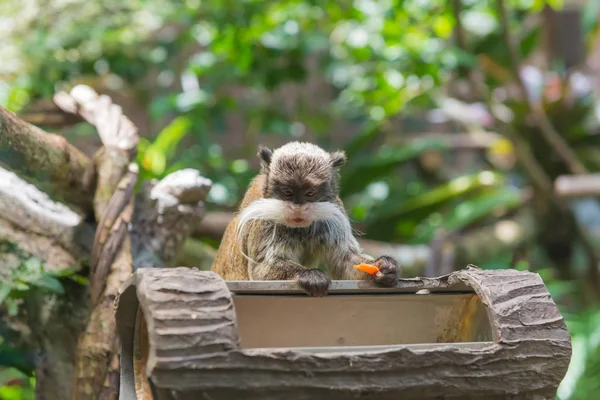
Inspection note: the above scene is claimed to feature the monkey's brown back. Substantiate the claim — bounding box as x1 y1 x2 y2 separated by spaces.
211 175 267 280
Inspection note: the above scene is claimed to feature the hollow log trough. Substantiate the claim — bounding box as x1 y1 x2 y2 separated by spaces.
116 265 572 400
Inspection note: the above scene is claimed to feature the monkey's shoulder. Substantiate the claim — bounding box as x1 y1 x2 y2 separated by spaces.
239 174 267 209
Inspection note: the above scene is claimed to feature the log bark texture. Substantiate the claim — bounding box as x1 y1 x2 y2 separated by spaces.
0 166 93 275
0 104 95 211
131 169 212 270
0 166 94 400
116 265 572 400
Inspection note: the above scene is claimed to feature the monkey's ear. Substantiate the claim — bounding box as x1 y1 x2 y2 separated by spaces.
258 145 273 172
330 151 347 169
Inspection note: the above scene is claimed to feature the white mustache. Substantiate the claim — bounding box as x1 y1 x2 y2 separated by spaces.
235 198 358 252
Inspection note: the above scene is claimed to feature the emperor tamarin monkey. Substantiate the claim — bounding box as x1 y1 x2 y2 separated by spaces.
211 141 400 296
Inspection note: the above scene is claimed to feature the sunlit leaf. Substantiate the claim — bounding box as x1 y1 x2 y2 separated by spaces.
48 266 78 277
368 171 505 224
433 15 454 39
546 0 564 10
152 116 192 156
70 274 90 286
411 188 523 242
0 384 35 400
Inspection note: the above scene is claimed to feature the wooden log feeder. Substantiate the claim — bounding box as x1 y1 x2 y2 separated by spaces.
115 265 572 400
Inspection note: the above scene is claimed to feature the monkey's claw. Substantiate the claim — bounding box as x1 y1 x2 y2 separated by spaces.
373 256 399 287
297 269 331 297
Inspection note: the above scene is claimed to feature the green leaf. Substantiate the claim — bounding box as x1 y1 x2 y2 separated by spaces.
143 146 167 177
342 121 382 159
32 275 65 294
11 282 30 292
433 15 454 39
545 0 564 10
368 171 505 224
0 368 28 386
582 0 600 33
6 298 18 316
152 116 192 156
70 275 90 286
341 139 449 197
412 188 523 242
0 283 11 305
16 258 43 284
48 266 78 277
0 384 35 400
21 257 42 274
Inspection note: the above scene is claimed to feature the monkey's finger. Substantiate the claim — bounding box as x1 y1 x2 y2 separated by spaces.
374 269 398 287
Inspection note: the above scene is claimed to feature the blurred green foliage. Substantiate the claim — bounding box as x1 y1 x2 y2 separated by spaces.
0 368 34 400
1 0 600 398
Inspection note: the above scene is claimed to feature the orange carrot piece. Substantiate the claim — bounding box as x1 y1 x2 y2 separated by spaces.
353 263 379 275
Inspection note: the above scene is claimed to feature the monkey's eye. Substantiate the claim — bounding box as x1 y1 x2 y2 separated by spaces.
305 189 316 197
282 189 293 198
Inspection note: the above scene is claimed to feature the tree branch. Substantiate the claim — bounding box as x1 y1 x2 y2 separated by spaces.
131 169 212 269
0 105 95 211
19 98 85 129
57 85 211 399
497 0 587 175
555 173 600 198
54 86 140 400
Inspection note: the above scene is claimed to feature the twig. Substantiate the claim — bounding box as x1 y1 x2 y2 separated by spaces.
452 0 468 79
424 228 456 277
497 0 587 175
555 173 600 198
89 163 137 305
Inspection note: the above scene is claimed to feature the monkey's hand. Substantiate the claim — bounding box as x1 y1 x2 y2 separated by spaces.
296 269 331 297
372 256 399 287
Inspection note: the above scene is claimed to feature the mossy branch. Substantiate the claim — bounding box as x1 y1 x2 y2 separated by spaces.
0 105 96 211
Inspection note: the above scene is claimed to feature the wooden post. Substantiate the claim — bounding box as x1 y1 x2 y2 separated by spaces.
543 4 585 70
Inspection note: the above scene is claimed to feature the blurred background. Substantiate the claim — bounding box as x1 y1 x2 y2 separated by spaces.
2 0 600 398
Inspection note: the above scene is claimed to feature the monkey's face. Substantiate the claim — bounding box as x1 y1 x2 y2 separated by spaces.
236 142 349 232
269 178 331 228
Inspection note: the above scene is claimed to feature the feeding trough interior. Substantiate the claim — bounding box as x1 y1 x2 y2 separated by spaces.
230 283 493 350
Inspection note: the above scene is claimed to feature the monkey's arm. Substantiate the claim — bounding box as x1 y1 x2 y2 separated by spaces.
326 197 399 286
250 258 332 297
249 257 304 280
245 223 331 297
326 243 399 287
